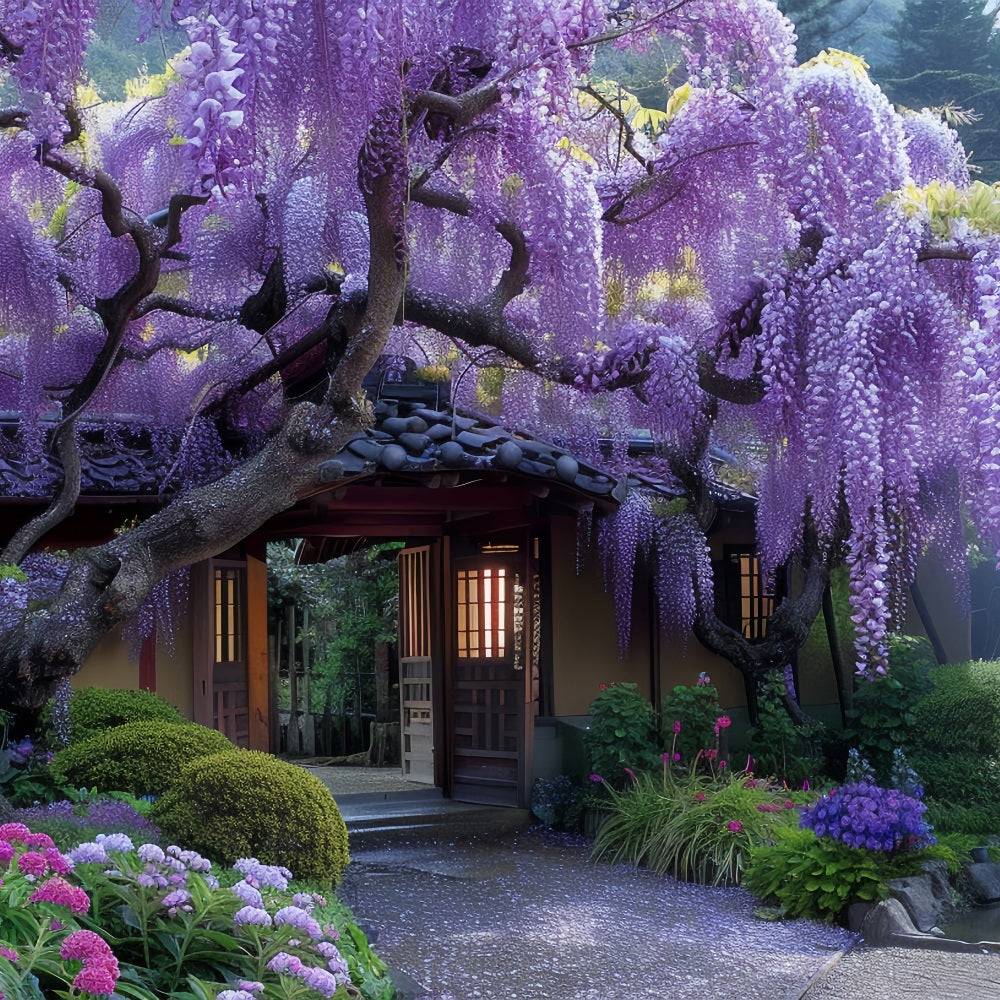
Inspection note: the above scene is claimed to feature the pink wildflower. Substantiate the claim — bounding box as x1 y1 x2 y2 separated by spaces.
694 793 707 801
599 683 607 691
728 820 743 833
29 876 90 914
673 720 681 734
802 779 810 792
0 946 18 962
719 760 727 771
0 841 14 866
589 774 603 783
60 930 114 962
624 767 637 782
715 716 731 730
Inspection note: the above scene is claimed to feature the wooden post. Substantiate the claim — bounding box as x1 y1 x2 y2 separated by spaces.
286 601 298 753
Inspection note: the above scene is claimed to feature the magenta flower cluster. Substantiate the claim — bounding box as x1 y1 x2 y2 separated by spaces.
799 783 935 853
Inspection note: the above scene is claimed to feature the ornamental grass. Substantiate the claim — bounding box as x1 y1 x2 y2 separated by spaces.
590 770 801 887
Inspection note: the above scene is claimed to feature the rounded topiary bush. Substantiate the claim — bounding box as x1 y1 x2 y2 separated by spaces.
67 686 184 744
912 660 1000 757
151 750 350 885
50 720 234 797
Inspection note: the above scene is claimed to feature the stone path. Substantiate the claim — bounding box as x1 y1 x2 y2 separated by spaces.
340 827 855 1000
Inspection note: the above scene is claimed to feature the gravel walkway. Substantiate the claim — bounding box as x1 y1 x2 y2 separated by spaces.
339 827 855 1000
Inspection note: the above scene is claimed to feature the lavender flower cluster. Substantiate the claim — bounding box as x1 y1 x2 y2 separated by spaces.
800 783 934 853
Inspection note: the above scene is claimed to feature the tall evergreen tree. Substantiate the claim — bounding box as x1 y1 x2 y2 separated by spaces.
880 0 1000 179
775 0 873 60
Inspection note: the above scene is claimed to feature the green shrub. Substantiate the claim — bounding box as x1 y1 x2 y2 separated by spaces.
843 634 933 779
151 750 351 884
744 821 956 923
66 686 184 744
591 773 799 886
661 675 723 766
913 660 1000 757
744 675 825 786
50 720 234 797
744 825 889 922
530 774 585 830
584 682 659 785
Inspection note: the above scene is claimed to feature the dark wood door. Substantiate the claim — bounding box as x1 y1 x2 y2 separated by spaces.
449 556 525 806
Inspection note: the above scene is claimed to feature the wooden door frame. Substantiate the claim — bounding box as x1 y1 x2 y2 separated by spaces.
443 529 535 807
192 553 252 747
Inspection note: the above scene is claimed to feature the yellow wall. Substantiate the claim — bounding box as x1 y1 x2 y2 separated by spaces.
548 516 749 715
71 616 195 720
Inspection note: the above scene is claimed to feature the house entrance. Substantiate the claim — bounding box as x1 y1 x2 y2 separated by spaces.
449 554 525 806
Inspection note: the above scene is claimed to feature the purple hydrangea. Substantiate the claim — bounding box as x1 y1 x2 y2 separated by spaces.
800 782 934 853
94 833 134 853
233 906 273 928
233 858 292 890
230 879 264 909
67 842 111 865
272 905 322 940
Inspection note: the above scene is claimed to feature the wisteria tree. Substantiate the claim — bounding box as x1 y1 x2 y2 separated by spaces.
1 0 999 715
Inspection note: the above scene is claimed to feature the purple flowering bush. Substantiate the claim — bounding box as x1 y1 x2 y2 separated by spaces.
799 782 934 853
0 822 393 999
745 783 942 922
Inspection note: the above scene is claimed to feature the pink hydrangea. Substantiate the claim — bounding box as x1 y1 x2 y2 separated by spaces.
23 832 55 849
0 841 14 866
0 823 30 843
44 848 74 875
71 956 119 995
60 930 114 962
29 876 91 914
16 851 48 876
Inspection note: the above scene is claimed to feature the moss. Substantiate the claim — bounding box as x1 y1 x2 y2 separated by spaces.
151 751 350 885
67 687 184 744
50 720 234 797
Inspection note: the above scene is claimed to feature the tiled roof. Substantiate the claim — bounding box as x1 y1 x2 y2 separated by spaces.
317 396 632 504
0 416 170 498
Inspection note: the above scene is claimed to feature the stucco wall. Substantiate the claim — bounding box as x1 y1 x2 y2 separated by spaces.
71 616 194 719
548 516 750 716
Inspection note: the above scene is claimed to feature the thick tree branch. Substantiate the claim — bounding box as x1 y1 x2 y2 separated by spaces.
697 350 766 404
410 79 501 127
0 400 369 707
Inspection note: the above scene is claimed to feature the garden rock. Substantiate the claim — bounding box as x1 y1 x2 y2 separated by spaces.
851 897 923 944
887 871 956 932
963 862 1000 904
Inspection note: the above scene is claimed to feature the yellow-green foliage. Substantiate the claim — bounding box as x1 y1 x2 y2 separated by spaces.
51 720 233 797
151 751 351 885
67 686 184 743
892 179 1000 238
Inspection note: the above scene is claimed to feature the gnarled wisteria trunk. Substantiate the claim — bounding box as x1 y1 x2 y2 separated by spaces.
0 0 998 714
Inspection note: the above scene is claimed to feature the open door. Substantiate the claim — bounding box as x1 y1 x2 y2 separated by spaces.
449 554 526 806
398 546 435 783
